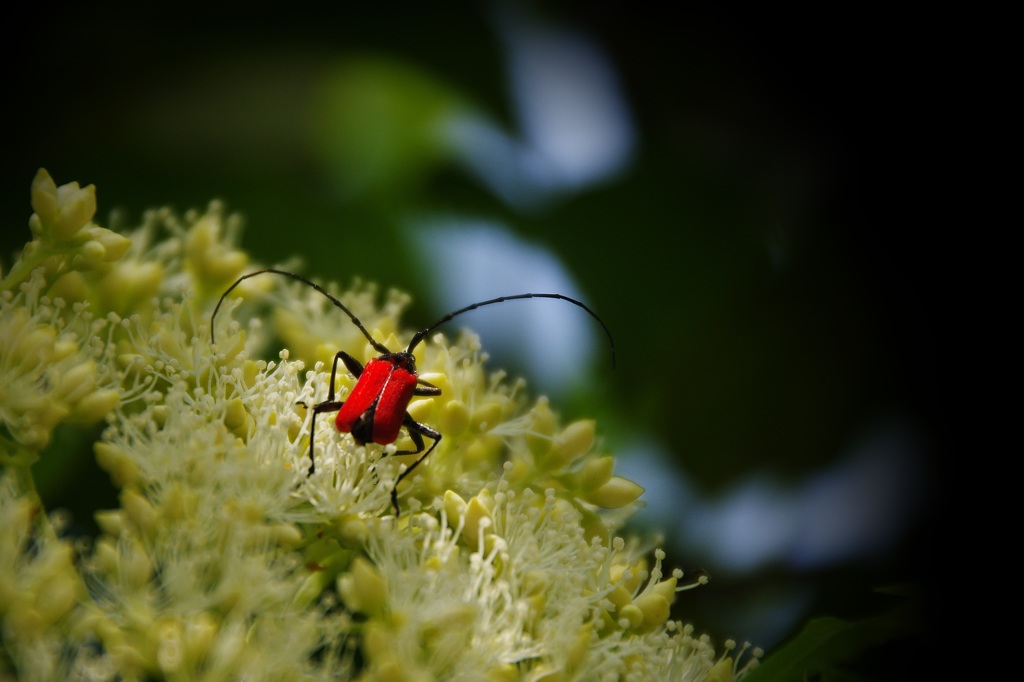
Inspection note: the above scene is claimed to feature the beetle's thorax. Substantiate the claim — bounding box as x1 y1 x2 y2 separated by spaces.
379 350 417 374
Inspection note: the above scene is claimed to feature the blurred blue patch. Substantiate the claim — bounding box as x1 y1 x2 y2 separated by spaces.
441 13 635 209
408 219 601 396
619 419 930 572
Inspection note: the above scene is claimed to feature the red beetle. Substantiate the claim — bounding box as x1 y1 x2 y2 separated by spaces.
212 268 614 513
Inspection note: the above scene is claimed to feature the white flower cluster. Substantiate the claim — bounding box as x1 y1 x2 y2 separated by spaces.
0 171 759 680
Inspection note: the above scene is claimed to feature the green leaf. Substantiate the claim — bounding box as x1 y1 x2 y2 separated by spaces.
315 56 469 198
742 598 919 682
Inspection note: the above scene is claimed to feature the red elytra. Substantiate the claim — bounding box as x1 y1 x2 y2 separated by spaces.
212 268 614 515
336 354 420 445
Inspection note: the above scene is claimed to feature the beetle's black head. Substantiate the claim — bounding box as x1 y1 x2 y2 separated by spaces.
381 350 417 374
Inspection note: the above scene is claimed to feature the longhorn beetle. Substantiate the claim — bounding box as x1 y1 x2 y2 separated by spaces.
211 268 615 514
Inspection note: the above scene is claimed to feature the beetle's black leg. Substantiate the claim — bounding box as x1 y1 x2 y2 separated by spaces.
329 351 364 401
306 400 343 475
389 415 441 514
300 351 363 475
413 378 442 397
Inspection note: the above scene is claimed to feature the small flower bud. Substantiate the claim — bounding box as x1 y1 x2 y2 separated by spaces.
91 537 120 573
98 261 164 314
581 455 615 491
121 539 154 588
502 457 531 484
437 399 469 436
81 224 131 262
55 180 98 239
464 435 501 467
70 388 120 423
269 522 303 549
706 657 735 682
30 169 60 233
48 270 89 301
406 396 435 422
443 490 467 527
632 592 670 633
650 576 678 604
36 569 79 625
184 213 248 292
606 584 633 611
10 322 56 372
462 493 494 550
584 476 644 509
52 360 98 405
30 169 97 240
618 604 644 629
526 398 557 456
78 239 108 266
294 570 333 609
158 484 187 521
94 442 140 487
360 621 396 668
610 561 643 594
122 488 158 535
469 401 503 433
565 625 592 671
223 398 251 439
336 517 370 545
548 419 595 468
52 338 80 362
338 557 389 616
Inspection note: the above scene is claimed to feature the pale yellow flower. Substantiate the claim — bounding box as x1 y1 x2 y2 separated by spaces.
0 171 759 681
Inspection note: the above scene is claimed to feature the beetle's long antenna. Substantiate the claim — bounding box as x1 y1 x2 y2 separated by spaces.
407 293 616 368
211 268 392 355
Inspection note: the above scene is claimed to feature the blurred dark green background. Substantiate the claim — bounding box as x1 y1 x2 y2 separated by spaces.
4 3 943 675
